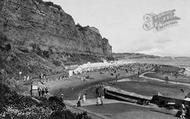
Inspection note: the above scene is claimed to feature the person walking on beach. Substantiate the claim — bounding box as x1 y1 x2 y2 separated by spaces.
77 93 83 107
82 93 87 102
96 84 104 105
45 87 48 95
41 88 45 97
96 87 101 105
180 102 186 119
38 87 41 97
61 94 64 103
115 74 118 82
100 84 105 104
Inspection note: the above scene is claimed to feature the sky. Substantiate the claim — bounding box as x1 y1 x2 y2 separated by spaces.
45 0 190 57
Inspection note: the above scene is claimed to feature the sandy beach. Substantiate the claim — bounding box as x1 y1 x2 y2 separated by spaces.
45 70 134 99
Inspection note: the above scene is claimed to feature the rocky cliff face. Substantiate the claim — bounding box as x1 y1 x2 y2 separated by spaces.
0 0 112 56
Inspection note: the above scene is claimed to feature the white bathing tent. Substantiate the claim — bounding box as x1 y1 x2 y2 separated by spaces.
72 61 134 75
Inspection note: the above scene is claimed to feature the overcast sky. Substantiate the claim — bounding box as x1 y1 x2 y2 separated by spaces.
46 0 190 57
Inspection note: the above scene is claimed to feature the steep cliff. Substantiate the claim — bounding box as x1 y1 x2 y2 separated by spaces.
0 0 112 78
0 0 112 56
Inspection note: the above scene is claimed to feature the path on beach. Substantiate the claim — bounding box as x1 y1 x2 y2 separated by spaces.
140 72 190 87
65 98 178 119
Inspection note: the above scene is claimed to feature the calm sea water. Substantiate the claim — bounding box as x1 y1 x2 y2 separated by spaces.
122 57 190 76
124 57 190 66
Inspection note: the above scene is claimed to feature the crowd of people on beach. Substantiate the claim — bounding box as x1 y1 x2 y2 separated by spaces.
37 86 48 97
95 84 105 105
77 93 87 107
96 63 155 78
175 101 190 119
28 63 155 104
28 63 155 99
69 61 155 76
76 83 105 107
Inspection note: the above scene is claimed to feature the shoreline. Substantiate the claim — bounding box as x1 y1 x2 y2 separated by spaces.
140 72 190 87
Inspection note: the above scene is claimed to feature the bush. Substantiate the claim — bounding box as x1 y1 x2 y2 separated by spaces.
44 1 62 10
52 4 62 10
0 79 92 119
76 111 91 119
0 33 11 51
49 110 75 119
35 0 43 3
48 96 66 111
0 82 17 113
49 110 91 119
42 51 50 58
44 1 54 6
53 60 62 66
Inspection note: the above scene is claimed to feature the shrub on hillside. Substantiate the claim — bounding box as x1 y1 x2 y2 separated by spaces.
35 0 43 4
49 110 91 119
44 1 61 10
0 33 11 51
52 60 62 66
0 105 51 119
0 80 92 119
